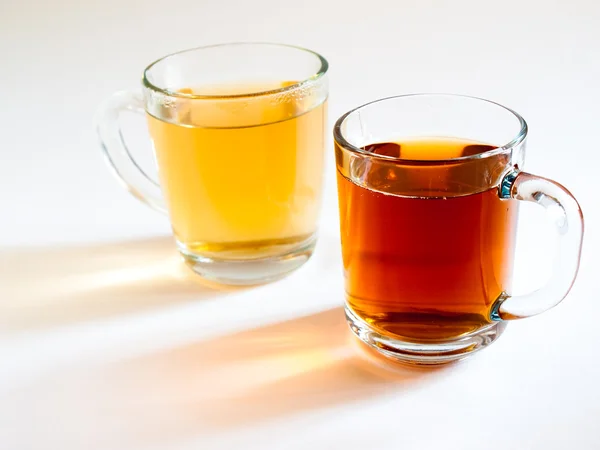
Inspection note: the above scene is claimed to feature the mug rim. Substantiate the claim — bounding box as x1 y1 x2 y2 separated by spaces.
333 93 529 163
142 42 329 100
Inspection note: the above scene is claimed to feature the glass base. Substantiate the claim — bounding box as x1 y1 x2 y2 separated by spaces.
178 233 317 286
345 305 507 365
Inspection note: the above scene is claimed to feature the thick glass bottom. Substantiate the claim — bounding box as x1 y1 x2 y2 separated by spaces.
177 233 316 286
345 305 507 365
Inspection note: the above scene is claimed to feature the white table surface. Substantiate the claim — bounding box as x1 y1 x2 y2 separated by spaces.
1 0 599 448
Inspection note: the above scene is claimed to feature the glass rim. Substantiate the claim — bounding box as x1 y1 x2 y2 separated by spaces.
333 93 529 163
142 42 329 100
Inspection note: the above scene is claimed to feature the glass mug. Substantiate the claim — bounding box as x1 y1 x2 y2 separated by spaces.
95 43 329 285
334 94 584 364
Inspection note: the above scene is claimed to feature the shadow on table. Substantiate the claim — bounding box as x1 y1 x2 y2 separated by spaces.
111 307 450 432
0 237 234 331
3 307 453 449
1 233 451 448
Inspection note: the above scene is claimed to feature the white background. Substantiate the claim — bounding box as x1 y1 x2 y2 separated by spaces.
1 0 599 448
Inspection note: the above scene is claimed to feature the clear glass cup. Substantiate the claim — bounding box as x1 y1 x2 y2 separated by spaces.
95 43 328 285
334 94 584 364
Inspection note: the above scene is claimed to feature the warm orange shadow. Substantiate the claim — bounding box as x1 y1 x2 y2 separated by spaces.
3 307 453 449
156 307 448 428
0 237 234 331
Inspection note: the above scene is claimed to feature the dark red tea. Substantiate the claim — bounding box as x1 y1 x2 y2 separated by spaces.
336 138 518 341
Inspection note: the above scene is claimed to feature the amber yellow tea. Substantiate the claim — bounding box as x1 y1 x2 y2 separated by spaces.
148 82 326 259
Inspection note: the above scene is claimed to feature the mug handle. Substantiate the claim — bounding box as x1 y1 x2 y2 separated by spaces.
94 90 167 214
493 169 584 320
